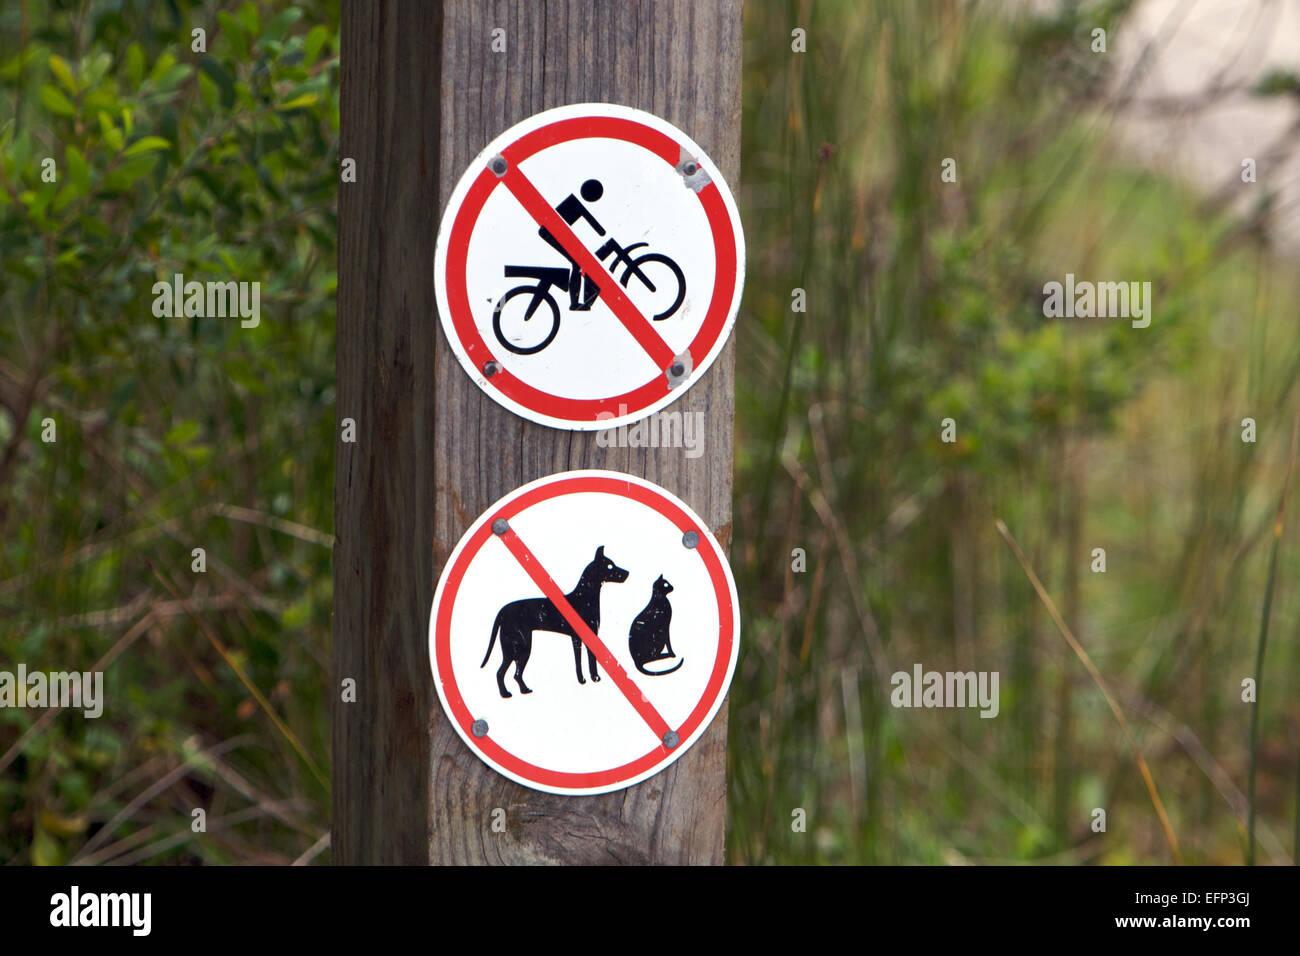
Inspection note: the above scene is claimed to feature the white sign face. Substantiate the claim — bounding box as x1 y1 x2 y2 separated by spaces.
434 103 745 431
429 471 740 795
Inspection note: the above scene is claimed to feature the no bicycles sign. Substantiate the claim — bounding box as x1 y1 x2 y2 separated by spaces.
434 104 746 431
428 471 740 795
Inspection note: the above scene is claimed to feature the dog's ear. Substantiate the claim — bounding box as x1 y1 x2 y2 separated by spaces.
595 545 605 559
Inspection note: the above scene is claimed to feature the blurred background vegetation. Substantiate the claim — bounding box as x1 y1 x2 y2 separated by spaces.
1 0 337 864
732 0 1300 864
2 0 1298 864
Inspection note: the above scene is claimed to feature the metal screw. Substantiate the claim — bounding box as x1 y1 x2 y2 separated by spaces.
666 352 692 389
492 518 509 536
662 730 679 748
483 360 500 377
678 161 710 193
489 156 508 177
472 719 489 738
682 530 699 549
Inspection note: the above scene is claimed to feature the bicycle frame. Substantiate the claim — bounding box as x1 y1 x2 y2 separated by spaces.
595 239 656 290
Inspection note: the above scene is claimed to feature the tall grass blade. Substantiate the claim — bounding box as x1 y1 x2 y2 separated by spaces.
996 519 1184 864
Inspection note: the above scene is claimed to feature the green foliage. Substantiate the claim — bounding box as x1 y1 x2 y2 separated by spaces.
732 0 1300 864
0 0 338 865
4 0 1299 869
1252 68 1300 98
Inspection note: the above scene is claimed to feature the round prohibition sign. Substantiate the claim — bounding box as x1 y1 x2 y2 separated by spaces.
429 471 741 795
434 103 746 431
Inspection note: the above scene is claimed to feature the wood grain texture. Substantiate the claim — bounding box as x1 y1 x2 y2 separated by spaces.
334 0 444 865
337 0 740 865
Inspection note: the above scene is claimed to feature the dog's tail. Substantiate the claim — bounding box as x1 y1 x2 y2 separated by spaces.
635 656 684 676
482 611 503 668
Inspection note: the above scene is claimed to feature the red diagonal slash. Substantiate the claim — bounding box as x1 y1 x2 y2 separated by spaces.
494 522 674 745
498 164 679 371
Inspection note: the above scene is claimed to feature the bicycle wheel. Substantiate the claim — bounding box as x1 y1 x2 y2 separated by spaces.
492 286 562 355
623 253 686 321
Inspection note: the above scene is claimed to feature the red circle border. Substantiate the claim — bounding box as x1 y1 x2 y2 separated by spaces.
443 115 739 424
433 475 736 791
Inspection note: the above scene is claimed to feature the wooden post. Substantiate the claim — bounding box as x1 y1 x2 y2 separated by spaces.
336 0 741 865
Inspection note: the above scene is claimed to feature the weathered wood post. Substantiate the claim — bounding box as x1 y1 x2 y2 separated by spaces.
336 0 741 864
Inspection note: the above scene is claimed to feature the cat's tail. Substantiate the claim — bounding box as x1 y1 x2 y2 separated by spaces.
635 656 684 676
481 611 503 668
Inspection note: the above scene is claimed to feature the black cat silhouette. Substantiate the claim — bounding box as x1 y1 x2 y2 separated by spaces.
628 575 683 675
481 545 629 698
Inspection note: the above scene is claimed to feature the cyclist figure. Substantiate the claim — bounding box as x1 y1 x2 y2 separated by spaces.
539 179 605 311
491 178 686 355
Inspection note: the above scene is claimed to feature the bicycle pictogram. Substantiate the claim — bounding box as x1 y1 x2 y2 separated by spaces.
492 178 687 355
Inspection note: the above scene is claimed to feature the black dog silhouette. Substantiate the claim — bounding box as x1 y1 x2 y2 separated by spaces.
628 575 683 675
482 545 629 698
